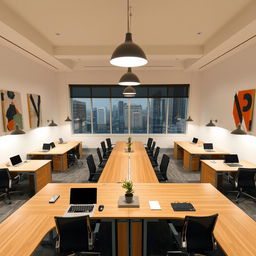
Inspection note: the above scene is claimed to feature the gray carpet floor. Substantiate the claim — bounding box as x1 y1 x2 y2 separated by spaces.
0 148 255 255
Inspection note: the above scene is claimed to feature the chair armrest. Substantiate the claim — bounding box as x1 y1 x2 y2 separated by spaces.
93 222 101 235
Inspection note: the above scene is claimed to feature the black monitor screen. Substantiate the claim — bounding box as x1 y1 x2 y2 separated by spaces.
10 155 22 166
50 142 55 148
224 154 239 163
42 143 51 150
192 137 198 144
203 143 213 149
70 188 97 204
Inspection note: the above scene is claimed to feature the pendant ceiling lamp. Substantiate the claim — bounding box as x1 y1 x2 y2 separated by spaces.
119 67 140 86
186 116 193 122
10 125 25 135
206 119 217 127
110 0 148 67
48 120 58 127
65 116 72 122
123 86 136 97
231 124 247 135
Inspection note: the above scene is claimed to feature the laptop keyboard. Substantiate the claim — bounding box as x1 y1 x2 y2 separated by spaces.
226 163 242 167
68 205 94 213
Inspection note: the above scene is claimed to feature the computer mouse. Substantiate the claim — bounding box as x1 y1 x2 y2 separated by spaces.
98 205 104 211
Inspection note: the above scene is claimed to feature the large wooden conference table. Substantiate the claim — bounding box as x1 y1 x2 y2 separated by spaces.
173 141 228 171
27 141 82 171
1 142 256 256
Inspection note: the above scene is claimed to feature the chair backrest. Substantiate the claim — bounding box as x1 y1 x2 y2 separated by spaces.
153 147 160 160
0 168 11 188
101 141 107 154
147 138 153 149
97 148 103 163
236 168 256 189
106 138 112 150
182 214 218 253
54 215 92 253
86 155 96 176
150 141 156 152
159 154 170 180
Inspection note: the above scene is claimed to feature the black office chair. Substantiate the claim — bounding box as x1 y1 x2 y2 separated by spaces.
145 138 153 151
147 141 156 156
96 148 107 168
155 154 170 182
168 214 218 256
68 146 83 168
0 168 22 204
100 141 110 159
106 138 113 152
228 168 256 203
54 215 101 255
150 146 160 167
86 155 102 182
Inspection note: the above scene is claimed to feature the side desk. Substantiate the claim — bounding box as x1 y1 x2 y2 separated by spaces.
173 141 228 171
201 159 256 189
0 160 52 193
27 141 82 171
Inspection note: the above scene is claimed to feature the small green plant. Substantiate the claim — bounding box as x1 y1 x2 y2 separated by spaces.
127 137 132 151
122 180 134 195
128 137 132 144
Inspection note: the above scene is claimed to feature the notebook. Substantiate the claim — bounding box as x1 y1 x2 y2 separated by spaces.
224 154 242 167
203 143 215 152
10 155 23 166
64 188 97 217
171 202 196 211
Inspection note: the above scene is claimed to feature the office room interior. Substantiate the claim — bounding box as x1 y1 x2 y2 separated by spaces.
0 1 256 256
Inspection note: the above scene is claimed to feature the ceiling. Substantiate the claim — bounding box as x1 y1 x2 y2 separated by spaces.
0 0 255 71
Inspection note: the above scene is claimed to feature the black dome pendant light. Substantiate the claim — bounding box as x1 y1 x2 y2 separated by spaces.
118 67 140 86
110 0 148 67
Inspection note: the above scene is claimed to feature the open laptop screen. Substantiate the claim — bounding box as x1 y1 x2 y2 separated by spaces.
224 154 239 163
70 188 97 204
203 143 213 150
192 137 198 144
42 143 51 150
10 155 22 166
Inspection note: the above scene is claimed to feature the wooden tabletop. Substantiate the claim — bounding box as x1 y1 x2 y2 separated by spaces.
1 183 256 256
98 141 158 183
27 141 81 155
201 159 256 172
175 141 228 155
0 160 51 172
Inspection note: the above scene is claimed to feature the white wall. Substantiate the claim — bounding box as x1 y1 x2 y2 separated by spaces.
0 44 59 163
198 42 256 163
56 69 202 148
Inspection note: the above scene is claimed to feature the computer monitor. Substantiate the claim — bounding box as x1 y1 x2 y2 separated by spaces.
192 137 198 144
224 154 239 163
42 143 51 151
10 155 22 166
50 142 55 148
203 143 213 150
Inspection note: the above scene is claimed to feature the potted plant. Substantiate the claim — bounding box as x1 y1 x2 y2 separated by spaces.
122 180 134 203
127 137 132 152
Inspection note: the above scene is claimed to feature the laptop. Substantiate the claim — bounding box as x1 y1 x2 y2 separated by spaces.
224 154 243 167
59 138 67 144
192 137 198 144
10 155 23 166
50 142 55 148
64 188 97 217
41 143 51 152
203 143 215 152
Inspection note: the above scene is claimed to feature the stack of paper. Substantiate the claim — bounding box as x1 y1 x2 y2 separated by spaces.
149 201 161 210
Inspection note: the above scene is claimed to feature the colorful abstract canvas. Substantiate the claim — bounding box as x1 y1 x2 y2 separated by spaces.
27 94 42 128
0 90 23 132
233 89 255 131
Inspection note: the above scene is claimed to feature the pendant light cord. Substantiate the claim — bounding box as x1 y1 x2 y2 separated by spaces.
127 0 131 33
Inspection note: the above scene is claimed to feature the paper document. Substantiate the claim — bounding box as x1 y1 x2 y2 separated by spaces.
149 201 161 210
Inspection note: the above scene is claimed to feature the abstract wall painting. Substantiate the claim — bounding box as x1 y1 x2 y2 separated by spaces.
27 94 42 128
0 90 23 132
233 89 255 131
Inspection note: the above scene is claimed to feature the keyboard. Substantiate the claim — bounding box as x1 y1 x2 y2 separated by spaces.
68 205 94 213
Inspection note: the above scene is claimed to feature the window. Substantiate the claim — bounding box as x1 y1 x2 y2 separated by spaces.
70 85 189 134
92 98 110 133
112 98 128 134
130 98 147 133
72 98 91 133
